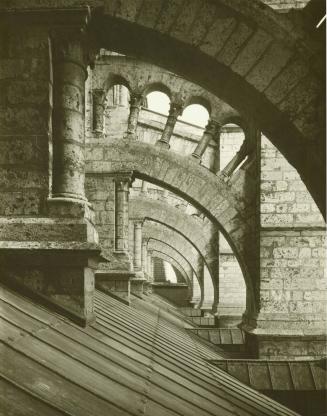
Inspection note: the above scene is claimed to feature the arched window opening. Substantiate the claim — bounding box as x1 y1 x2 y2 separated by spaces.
145 91 170 116
179 104 209 128
106 84 130 108
104 84 130 136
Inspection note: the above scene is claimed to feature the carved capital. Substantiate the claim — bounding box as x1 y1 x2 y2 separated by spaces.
129 93 144 108
205 119 222 136
168 102 184 118
50 8 99 72
113 171 134 189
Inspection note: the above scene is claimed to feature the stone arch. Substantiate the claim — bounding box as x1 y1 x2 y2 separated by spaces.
92 55 239 123
86 138 257 316
129 195 223 288
103 73 131 95
93 0 325 215
183 97 212 115
142 82 172 100
143 222 201 281
147 239 198 286
151 251 190 285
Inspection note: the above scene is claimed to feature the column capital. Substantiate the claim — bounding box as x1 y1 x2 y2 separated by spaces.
92 88 106 101
112 171 135 188
129 92 144 107
168 102 184 118
134 220 144 228
49 9 99 71
205 119 222 136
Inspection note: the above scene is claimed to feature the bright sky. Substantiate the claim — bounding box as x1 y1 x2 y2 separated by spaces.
163 260 177 283
146 91 209 128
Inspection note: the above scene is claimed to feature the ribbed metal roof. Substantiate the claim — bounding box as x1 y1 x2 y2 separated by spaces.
187 328 245 345
0 285 300 416
209 359 327 391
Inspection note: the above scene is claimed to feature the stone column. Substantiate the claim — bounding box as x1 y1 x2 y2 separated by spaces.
141 180 148 194
147 250 153 281
142 240 151 294
0 14 101 327
114 173 133 269
212 128 221 174
221 140 248 178
192 119 221 161
92 89 106 134
131 220 146 297
95 172 134 305
142 240 148 276
190 271 201 307
50 28 91 203
133 221 143 272
156 102 183 148
127 92 143 136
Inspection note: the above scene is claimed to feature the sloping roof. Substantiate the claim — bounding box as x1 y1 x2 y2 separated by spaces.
0 285 300 416
209 359 327 391
187 328 245 345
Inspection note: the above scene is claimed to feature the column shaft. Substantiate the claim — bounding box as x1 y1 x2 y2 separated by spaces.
192 120 221 161
133 221 143 270
127 93 143 135
51 30 88 201
221 140 248 177
92 89 105 134
156 103 183 148
114 177 132 252
142 240 147 276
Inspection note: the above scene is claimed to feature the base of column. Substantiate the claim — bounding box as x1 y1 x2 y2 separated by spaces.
143 281 152 295
0 243 101 326
215 303 244 328
95 270 134 305
47 197 96 224
112 251 133 271
130 278 146 298
190 298 201 308
241 312 327 359
191 153 201 162
155 139 170 149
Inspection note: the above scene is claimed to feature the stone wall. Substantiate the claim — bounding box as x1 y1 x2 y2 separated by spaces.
261 136 324 227
0 25 51 217
253 136 327 358
153 284 190 307
219 235 246 311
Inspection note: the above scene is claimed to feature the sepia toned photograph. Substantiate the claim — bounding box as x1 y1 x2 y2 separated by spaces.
0 0 326 415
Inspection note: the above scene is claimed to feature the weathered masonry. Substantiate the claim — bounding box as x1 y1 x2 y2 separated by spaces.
0 1 326 416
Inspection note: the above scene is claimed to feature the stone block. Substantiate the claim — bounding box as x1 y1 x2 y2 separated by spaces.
156 0 184 33
279 75 321 119
231 29 272 76
261 213 293 226
0 245 101 326
130 278 145 298
136 0 162 29
298 247 311 258
200 16 236 56
170 0 200 42
246 42 292 92
273 247 298 259
0 106 47 134
218 22 253 66
95 270 132 305
0 190 44 216
7 79 49 105
264 58 309 104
